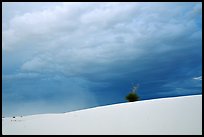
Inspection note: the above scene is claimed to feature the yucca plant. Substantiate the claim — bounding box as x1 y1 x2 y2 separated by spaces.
125 92 139 102
125 84 140 102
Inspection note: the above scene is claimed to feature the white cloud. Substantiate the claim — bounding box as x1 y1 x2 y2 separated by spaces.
3 2 202 78
193 76 202 80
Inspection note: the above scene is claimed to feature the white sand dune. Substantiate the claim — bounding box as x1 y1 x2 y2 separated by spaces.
2 94 202 135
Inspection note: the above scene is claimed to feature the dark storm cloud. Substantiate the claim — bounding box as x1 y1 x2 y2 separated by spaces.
2 2 202 116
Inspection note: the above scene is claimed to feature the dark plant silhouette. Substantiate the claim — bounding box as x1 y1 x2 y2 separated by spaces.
125 84 140 102
125 92 139 102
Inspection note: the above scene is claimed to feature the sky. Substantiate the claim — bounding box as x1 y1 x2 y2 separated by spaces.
2 2 202 117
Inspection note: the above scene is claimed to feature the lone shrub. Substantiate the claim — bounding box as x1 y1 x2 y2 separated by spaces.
125 84 140 102
125 92 139 102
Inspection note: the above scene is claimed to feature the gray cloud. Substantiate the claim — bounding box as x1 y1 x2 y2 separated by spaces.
2 2 202 116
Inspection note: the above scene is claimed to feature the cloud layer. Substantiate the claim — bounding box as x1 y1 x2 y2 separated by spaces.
2 2 202 116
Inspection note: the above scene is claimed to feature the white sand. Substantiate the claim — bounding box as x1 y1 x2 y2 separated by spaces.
2 94 202 135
